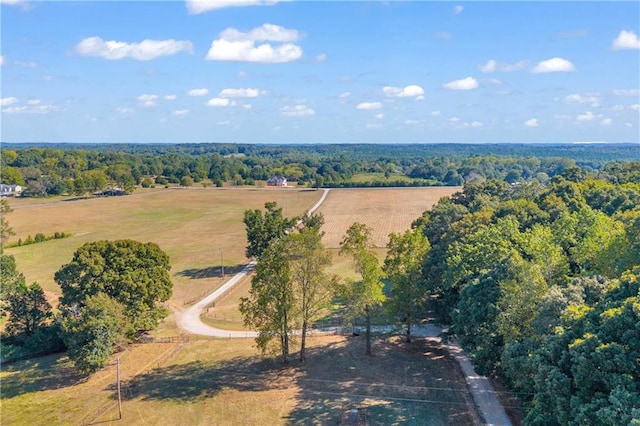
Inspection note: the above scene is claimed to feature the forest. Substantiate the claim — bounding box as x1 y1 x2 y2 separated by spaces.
2 143 639 196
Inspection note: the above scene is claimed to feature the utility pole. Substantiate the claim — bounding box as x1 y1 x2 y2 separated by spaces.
221 249 224 278
116 358 122 420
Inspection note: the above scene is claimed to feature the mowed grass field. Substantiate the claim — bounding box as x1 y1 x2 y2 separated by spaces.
317 187 460 248
3 187 322 306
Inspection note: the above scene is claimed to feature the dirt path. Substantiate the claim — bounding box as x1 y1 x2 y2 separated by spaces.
177 187 511 425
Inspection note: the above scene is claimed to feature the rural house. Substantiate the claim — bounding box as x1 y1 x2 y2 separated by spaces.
0 184 23 197
267 175 287 186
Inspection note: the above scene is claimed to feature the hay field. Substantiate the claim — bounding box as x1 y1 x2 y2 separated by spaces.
3 187 322 305
317 187 460 248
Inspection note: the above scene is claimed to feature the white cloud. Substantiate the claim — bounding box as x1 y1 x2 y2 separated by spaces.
531 57 576 73
470 121 483 127
443 77 478 90
173 109 189 115
601 118 612 126
365 123 382 129
478 59 526 73
188 88 209 97
280 105 315 117
564 93 600 104
431 110 441 117
237 71 248 78
164 95 177 100
315 53 327 63
382 85 424 99
630 104 640 111
576 111 601 122
75 37 193 61
219 87 266 98
2 103 62 114
14 60 38 68
186 0 284 14
243 103 253 110
0 56 4 66
453 5 463 15
220 23 300 42
116 107 135 113
339 92 351 100
612 105 625 111
375 113 384 119
449 116 460 122
612 30 640 50
524 118 539 128
0 97 19 106
356 102 383 110
405 119 421 125
207 97 232 107
626 123 633 128
138 94 159 107
217 120 231 125
206 24 302 63
613 89 640 97
27 99 41 105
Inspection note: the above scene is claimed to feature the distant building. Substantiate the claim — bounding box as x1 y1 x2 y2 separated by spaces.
0 184 22 197
267 176 287 187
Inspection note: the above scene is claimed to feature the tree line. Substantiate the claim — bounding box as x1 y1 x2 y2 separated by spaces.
2 144 639 197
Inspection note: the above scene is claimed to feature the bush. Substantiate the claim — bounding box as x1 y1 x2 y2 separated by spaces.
141 178 153 188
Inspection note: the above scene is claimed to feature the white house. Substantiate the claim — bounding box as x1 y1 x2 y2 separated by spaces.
267 176 287 187
0 184 22 197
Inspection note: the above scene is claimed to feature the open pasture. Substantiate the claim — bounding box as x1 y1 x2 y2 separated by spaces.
3 187 322 305
317 187 460 248
1 333 479 425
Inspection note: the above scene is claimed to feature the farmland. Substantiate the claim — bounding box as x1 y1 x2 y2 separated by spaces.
1 185 485 425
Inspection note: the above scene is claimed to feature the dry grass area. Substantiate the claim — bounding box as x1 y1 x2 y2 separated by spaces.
3 187 321 305
317 187 460 248
1 332 480 425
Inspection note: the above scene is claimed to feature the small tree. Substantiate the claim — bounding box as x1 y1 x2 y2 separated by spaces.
180 176 194 187
61 293 127 373
1 199 16 250
4 282 52 337
384 228 430 342
240 238 294 363
339 223 386 356
288 214 335 362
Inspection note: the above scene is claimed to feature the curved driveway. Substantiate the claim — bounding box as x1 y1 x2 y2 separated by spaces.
176 187 511 425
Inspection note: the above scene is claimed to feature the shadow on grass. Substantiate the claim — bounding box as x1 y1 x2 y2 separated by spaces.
121 356 290 403
1 353 87 399
119 335 478 425
285 335 479 426
177 264 247 280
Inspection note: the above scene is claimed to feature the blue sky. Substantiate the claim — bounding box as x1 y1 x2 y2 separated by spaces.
1 0 639 143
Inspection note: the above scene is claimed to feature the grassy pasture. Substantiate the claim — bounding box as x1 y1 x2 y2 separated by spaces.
1 332 480 425
3 187 322 305
317 187 460 248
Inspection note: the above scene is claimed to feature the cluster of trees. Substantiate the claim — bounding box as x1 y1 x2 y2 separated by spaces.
3 143 638 197
413 169 640 424
1 202 173 372
240 202 434 362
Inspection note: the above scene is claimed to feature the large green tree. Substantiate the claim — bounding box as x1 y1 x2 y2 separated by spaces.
339 222 386 356
243 201 297 259
55 239 173 333
4 281 52 337
384 227 430 342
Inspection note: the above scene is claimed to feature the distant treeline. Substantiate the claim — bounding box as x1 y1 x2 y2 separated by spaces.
1 143 639 197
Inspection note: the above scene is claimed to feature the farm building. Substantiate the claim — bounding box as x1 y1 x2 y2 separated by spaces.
0 184 22 197
267 175 287 186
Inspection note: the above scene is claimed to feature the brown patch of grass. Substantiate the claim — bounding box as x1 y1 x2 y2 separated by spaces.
4 187 322 304
317 187 460 248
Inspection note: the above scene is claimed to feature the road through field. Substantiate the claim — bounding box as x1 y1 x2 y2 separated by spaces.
177 187 511 426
